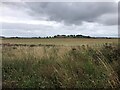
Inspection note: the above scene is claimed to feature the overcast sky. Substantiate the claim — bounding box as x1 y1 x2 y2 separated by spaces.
0 1 119 37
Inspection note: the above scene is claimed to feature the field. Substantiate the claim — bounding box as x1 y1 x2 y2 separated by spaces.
1 38 120 88
2 38 118 46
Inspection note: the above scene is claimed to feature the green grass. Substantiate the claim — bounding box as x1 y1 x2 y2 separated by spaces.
2 43 120 88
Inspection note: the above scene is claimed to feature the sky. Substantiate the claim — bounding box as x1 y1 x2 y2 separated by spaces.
0 1 119 37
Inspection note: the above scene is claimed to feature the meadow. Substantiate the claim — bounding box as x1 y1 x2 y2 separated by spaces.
2 38 118 46
1 38 120 88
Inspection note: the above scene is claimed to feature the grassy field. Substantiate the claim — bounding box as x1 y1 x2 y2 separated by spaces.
1 38 120 88
2 38 118 46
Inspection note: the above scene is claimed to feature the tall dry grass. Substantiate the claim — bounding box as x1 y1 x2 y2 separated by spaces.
2 43 120 88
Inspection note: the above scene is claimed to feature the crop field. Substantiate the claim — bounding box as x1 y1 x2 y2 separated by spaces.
1 38 120 88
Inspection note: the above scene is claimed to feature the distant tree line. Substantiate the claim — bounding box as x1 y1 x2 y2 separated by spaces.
53 35 91 38
0 35 118 39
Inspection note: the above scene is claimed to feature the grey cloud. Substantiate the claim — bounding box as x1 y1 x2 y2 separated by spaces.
1 2 118 37
25 2 117 25
96 13 118 25
2 2 117 25
2 22 52 30
2 2 27 9
118 2 120 25
2 22 118 37
2 22 56 37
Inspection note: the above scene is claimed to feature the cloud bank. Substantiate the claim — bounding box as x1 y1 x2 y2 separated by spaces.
1 2 118 37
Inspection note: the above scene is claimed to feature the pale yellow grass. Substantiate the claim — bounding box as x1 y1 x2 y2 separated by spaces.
2 38 118 46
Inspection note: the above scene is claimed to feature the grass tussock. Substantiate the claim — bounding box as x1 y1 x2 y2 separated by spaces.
2 43 120 88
